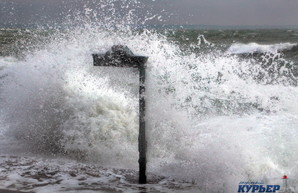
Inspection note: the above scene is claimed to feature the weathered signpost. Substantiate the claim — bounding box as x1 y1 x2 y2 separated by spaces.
92 45 148 184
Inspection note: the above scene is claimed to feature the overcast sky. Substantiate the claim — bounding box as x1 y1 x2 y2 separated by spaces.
1 0 298 27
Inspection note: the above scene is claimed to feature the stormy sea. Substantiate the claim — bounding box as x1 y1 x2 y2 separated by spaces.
0 2 298 193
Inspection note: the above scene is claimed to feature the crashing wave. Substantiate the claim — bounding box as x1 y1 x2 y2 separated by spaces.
226 42 298 55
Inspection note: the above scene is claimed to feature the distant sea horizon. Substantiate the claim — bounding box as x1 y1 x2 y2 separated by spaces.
1 22 298 30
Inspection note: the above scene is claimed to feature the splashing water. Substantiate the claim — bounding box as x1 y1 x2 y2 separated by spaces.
0 1 298 193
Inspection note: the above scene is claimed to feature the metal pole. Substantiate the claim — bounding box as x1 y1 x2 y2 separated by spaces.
93 45 148 184
138 63 147 184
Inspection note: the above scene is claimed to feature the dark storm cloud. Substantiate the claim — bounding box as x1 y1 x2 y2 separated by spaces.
1 0 298 27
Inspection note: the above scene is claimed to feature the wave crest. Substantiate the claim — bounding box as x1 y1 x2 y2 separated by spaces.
226 42 298 55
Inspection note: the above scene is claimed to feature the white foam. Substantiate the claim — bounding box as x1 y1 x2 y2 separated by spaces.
0 156 198 193
226 42 297 55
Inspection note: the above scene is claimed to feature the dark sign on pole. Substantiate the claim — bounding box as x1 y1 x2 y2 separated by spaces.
92 45 148 184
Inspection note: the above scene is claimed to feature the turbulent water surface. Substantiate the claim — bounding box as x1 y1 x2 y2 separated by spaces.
0 2 298 193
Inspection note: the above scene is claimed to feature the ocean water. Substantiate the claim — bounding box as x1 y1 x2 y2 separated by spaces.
0 2 298 192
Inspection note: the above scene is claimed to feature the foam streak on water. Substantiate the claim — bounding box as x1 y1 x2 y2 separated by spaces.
227 42 298 55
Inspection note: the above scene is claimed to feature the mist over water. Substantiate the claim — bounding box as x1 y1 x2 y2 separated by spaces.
0 1 298 192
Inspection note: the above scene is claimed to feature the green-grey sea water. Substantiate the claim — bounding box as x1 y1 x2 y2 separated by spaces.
1 28 298 63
